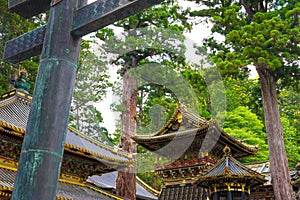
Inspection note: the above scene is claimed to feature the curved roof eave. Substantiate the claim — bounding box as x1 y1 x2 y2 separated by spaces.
197 150 266 187
132 103 258 157
132 120 258 157
0 89 132 166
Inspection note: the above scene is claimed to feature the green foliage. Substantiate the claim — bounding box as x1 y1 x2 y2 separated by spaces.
224 77 264 119
281 117 300 167
190 1 299 185
278 87 300 166
114 0 192 31
279 87 300 134
181 69 263 121
181 69 212 119
69 40 114 145
223 106 269 162
190 0 300 88
137 172 162 190
136 84 178 134
96 0 192 70
194 1 300 87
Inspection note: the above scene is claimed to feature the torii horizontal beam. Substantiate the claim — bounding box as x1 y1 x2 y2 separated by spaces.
8 0 51 18
4 25 47 63
72 0 163 36
4 0 163 63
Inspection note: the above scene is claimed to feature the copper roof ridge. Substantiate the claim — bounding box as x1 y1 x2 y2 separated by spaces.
0 165 123 200
67 126 132 159
200 147 266 181
146 105 181 137
179 103 207 124
0 90 132 164
132 126 206 142
135 103 209 137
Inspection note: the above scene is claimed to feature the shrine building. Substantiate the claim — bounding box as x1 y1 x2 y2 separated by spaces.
0 72 299 199
0 73 158 200
132 104 281 200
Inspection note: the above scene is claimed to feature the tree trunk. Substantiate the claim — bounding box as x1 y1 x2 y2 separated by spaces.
256 65 294 200
116 63 137 200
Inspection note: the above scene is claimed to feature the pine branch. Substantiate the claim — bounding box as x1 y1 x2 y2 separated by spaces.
240 0 255 19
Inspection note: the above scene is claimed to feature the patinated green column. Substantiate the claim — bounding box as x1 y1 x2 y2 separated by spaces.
12 0 83 199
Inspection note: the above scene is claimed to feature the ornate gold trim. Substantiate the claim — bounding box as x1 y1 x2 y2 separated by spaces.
0 186 13 197
137 104 209 137
64 144 132 165
56 197 71 200
59 173 85 186
0 92 132 165
136 176 160 196
67 126 131 159
0 157 18 171
86 184 124 200
0 164 122 200
0 124 24 136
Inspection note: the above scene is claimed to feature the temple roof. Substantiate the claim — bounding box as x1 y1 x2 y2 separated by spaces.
87 172 160 200
0 166 122 200
0 89 132 168
245 161 270 173
138 104 208 137
197 147 266 188
159 184 207 200
132 104 258 159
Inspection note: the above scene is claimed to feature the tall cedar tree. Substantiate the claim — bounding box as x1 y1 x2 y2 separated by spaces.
96 0 191 198
190 0 299 199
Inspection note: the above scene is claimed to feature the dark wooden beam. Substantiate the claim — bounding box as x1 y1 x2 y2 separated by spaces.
3 25 47 64
71 0 163 37
8 0 51 18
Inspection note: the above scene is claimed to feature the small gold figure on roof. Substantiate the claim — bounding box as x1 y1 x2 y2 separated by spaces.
11 69 31 92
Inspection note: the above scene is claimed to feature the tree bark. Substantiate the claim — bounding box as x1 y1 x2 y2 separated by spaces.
256 65 294 200
240 0 254 19
116 61 137 200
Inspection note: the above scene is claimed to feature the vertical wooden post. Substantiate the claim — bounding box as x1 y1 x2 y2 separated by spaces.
12 0 84 199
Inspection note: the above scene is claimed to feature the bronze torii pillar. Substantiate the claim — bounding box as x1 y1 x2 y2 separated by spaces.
11 0 84 199
3 0 163 199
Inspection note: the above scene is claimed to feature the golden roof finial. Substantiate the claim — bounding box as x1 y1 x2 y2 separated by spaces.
223 146 231 156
